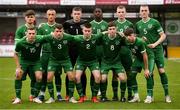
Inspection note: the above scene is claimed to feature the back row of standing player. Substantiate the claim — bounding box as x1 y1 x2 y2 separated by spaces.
12 5 171 104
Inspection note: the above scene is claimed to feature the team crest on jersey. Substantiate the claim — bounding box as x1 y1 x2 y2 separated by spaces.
92 40 96 44
45 29 48 32
131 48 136 54
148 24 152 29
101 25 106 30
63 40 67 44
124 25 128 29
134 46 138 50
53 41 56 44
115 41 120 45
35 43 40 47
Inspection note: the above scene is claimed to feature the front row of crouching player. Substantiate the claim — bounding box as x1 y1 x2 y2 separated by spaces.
12 22 171 104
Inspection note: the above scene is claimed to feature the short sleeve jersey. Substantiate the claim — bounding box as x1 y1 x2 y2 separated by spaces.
15 35 45 63
90 20 108 34
114 19 134 33
135 18 164 49
38 23 57 52
42 33 74 61
74 34 102 61
130 37 146 61
101 33 124 63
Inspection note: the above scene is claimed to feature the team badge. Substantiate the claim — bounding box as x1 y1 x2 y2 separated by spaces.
92 40 96 44
63 40 67 44
148 24 152 29
35 43 40 47
115 41 120 45
124 25 128 29
101 25 106 30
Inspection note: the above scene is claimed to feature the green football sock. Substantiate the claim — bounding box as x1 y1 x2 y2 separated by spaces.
76 82 84 97
92 82 100 97
30 80 36 97
68 80 75 98
47 82 54 99
55 75 61 93
15 80 22 99
120 81 126 98
160 73 169 96
112 80 118 97
131 73 138 94
34 81 42 97
100 82 107 98
146 76 153 97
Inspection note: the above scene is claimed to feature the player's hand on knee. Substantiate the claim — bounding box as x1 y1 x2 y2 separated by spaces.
15 68 23 79
144 69 150 78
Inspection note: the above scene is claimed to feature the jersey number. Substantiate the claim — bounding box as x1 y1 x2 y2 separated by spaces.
143 28 147 35
110 45 114 51
58 44 62 49
86 44 90 49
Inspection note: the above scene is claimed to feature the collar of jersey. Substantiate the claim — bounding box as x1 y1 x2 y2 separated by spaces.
93 20 103 24
83 35 92 41
142 17 151 23
117 19 126 24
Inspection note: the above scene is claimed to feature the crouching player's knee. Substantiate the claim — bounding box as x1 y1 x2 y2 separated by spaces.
67 71 75 81
35 71 42 82
119 73 127 83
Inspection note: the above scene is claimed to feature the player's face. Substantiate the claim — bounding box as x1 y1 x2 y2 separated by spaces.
108 26 117 37
82 27 92 37
71 10 82 22
116 8 126 19
127 34 135 43
47 10 56 22
54 28 63 38
26 30 36 41
25 15 35 25
140 6 150 19
94 8 102 19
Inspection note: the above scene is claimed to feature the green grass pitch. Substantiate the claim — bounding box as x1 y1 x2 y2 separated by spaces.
0 58 180 109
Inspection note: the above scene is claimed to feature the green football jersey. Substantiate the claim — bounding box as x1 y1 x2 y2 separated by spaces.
136 18 164 49
129 37 146 61
15 35 45 64
90 20 108 34
42 33 73 61
38 23 57 52
114 19 134 33
101 33 124 63
74 34 102 61
15 24 36 44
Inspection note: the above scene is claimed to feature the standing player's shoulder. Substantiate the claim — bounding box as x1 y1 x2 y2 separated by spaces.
150 18 160 24
38 23 46 29
17 25 26 30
